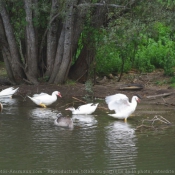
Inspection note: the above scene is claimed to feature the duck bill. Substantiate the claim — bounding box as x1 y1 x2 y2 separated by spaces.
58 93 62 98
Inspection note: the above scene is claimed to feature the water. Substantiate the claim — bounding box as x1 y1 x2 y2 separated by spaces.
0 97 175 175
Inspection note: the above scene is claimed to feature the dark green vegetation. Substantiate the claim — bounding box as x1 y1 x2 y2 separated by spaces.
0 0 175 85
95 0 175 77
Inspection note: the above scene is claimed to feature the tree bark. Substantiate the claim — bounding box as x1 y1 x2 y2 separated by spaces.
0 0 126 85
24 0 39 84
69 4 107 82
54 0 77 84
0 1 25 84
0 16 15 83
48 24 65 83
49 0 78 84
45 0 59 77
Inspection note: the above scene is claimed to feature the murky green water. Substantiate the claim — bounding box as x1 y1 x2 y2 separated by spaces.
0 97 175 175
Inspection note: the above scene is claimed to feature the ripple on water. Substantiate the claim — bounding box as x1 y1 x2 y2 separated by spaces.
29 107 58 120
72 114 98 128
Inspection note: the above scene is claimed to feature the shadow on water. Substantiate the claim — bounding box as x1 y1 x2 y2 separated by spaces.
0 97 175 173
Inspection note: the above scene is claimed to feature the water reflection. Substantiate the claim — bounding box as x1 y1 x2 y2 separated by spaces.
0 98 18 115
0 97 17 105
72 114 97 127
104 121 137 170
29 108 58 120
1 99 175 171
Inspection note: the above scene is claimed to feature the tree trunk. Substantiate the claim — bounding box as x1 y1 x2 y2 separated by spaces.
24 0 39 84
54 0 76 84
48 25 65 83
0 0 124 85
0 17 15 84
2 48 16 84
45 0 59 78
49 0 78 84
69 5 107 82
69 44 95 82
0 1 25 84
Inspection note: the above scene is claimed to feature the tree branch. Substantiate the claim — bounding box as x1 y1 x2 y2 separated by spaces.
76 3 127 9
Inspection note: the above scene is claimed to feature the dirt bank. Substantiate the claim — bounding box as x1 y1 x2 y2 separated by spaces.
1 70 174 107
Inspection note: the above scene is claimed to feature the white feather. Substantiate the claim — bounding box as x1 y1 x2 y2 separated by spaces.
66 103 99 115
28 91 61 107
0 87 19 97
105 93 140 120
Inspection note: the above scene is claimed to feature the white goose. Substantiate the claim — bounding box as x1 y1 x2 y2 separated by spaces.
65 103 99 115
0 87 19 98
54 113 73 129
105 93 140 122
28 91 62 108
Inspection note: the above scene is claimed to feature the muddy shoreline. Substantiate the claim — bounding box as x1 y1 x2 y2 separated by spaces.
1 70 175 107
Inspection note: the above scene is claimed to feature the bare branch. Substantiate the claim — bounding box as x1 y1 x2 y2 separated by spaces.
136 115 171 132
76 3 127 9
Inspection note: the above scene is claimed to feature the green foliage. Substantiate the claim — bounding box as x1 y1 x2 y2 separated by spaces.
90 0 175 78
96 44 120 75
95 19 175 77
135 23 175 75
95 43 131 75
169 77 175 88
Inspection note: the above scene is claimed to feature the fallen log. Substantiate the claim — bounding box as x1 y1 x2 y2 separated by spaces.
146 92 173 99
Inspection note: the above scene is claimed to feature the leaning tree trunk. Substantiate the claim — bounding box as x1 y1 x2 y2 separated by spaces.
24 0 39 84
68 5 108 82
0 1 25 84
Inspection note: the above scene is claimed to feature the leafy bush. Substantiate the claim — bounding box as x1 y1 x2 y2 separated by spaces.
96 43 132 75
95 22 175 77
134 23 175 75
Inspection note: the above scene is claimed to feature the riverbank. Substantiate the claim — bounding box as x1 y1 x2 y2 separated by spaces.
1 69 175 107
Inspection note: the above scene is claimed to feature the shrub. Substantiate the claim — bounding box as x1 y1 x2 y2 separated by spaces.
96 43 131 75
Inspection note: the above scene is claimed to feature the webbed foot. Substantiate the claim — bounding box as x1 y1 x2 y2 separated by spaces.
40 103 47 108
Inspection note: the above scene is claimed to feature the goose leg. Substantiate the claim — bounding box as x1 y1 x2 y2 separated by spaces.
40 103 47 108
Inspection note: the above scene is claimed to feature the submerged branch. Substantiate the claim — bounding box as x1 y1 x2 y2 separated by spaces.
141 115 171 125
136 115 172 131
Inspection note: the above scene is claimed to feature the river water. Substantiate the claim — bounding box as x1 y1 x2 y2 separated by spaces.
0 97 175 175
